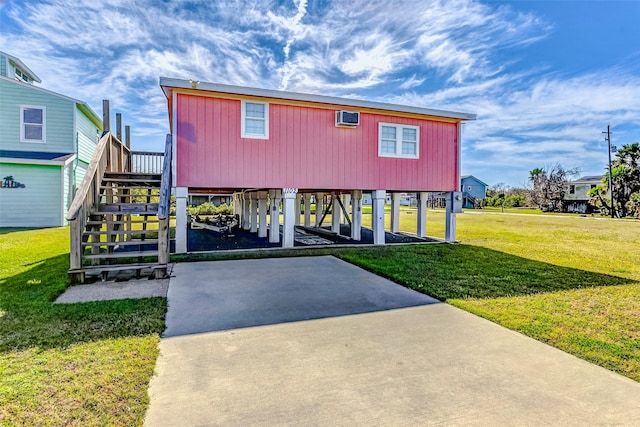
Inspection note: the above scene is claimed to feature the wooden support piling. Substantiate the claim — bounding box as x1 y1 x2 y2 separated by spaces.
125 125 131 149
102 100 110 132
116 113 122 141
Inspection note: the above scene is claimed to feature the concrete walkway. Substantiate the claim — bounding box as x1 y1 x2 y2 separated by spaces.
145 256 640 426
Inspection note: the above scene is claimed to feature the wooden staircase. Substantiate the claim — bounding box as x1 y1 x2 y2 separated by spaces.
67 133 172 283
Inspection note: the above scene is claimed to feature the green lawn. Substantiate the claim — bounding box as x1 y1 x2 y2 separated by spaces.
0 228 166 426
1 212 639 424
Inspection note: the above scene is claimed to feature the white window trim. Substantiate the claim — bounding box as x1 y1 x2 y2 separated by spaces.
241 100 269 139
378 122 419 159
20 105 46 143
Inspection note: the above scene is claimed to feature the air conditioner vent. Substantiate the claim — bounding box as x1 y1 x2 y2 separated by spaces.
335 110 360 127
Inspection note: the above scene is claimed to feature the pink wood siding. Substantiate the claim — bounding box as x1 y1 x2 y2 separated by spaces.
175 94 459 191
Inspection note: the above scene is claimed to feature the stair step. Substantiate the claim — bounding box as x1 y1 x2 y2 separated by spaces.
103 173 161 182
86 219 159 226
69 262 167 274
84 229 158 236
100 186 159 191
83 250 159 260
84 239 159 247
101 180 161 187
97 203 159 213
104 171 161 178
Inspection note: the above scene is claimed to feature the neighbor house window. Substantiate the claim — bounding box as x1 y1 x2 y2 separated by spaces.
378 123 419 158
15 68 29 83
20 106 46 143
241 100 269 139
569 185 575 194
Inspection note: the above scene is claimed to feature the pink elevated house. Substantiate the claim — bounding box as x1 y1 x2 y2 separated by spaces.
160 78 476 252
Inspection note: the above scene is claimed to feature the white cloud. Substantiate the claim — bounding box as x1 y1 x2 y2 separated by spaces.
1 0 638 185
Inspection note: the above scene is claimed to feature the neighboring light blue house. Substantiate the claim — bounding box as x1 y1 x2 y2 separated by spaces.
460 175 488 208
564 175 602 214
0 51 102 227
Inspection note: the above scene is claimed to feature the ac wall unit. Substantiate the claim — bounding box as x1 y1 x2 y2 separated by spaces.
336 110 360 127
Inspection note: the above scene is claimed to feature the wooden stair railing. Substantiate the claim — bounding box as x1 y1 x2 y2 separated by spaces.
68 132 131 279
157 134 173 270
67 132 173 283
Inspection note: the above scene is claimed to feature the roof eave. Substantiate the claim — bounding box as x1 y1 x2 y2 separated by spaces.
1 50 42 83
159 77 477 122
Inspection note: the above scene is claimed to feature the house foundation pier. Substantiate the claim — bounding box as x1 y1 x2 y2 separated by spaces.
372 190 386 244
282 188 298 248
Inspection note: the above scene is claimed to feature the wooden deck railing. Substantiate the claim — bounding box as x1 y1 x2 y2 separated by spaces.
157 134 173 267
131 151 164 174
67 132 131 272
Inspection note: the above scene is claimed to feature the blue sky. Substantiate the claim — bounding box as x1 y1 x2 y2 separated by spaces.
2 0 639 187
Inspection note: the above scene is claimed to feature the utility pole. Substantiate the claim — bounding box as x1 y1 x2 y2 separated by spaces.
603 125 615 218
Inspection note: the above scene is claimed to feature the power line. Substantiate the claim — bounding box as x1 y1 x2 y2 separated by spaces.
602 125 615 218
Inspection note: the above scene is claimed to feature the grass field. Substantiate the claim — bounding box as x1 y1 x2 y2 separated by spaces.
1 211 639 424
0 228 166 426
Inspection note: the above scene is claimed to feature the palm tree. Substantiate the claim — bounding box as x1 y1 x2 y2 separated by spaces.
528 168 544 182
611 143 640 216
528 168 546 208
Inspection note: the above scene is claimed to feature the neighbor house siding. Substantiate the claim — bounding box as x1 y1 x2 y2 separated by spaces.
0 163 62 227
75 106 100 163
175 94 459 192
0 55 6 77
565 183 596 201
74 160 88 190
0 78 74 153
461 176 487 200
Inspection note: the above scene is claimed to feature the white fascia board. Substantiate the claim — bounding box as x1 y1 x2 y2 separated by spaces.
159 77 477 121
0 154 76 167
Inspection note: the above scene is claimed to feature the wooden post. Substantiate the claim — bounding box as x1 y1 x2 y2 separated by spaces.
69 206 86 284
372 190 386 244
331 192 341 234
258 191 268 238
303 193 311 227
351 190 362 241
102 100 110 133
417 192 428 237
295 193 302 226
445 192 457 242
250 192 258 233
282 188 298 248
125 125 131 149
157 216 169 277
116 113 122 141
391 192 400 233
315 192 324 227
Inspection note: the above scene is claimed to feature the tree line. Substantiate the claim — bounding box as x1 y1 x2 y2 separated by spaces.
483 142 640 217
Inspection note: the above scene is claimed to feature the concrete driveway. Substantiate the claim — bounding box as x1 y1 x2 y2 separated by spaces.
145 256 640 426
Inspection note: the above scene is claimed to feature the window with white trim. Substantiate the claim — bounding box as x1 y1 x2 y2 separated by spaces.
20 106 46 143
378 123 419 158
241 100 269 139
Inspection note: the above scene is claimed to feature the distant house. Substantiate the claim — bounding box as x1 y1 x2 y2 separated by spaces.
564 175 602 214
460 175 488 208
0 51 102 227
